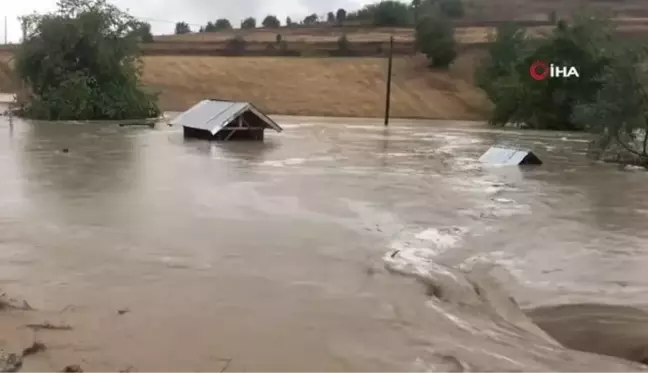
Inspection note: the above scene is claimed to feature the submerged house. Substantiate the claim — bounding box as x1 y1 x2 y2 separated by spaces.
170 99 283 141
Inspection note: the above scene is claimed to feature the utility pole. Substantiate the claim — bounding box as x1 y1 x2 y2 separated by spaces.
4 16 7 44
383 36 394 127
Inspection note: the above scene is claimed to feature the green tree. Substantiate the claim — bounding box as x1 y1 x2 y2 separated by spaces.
367 1 414 26
573 45 648 166
303 13 318 25
286 16 294 27
415 7 457 68
214 18 232 30
204 21 215 32
14 0 159 120
327 12 335 23
475 12 615 130
241 17 256 29
438 0 464 18
474 22 529 118
131 21 154 43
336 8 347 24
262 15 281 28
175 21 191 34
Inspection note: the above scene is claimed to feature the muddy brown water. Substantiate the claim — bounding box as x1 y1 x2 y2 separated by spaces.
0 110 648 371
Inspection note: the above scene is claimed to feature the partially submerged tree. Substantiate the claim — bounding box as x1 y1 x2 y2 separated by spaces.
14 0 160 120
573 46 648 167
474 12 615 130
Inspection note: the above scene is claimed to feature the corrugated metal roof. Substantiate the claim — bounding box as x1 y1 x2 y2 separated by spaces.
170 100 282 135
479 146 542 165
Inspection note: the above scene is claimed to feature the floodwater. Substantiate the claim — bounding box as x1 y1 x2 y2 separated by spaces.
0 110 648 371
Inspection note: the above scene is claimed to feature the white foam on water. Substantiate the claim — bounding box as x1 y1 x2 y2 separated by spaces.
277 123 318 129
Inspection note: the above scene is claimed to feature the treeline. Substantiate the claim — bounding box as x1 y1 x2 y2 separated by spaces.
172 0 465 35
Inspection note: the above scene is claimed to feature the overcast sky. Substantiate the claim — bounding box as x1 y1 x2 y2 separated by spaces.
1 0 394 43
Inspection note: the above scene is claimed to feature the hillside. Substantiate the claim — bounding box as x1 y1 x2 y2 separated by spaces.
142 52 489 119
4 0 648 119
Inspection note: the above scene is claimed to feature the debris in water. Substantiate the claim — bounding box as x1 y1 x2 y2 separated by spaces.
25 322 72 331
118 365 134 373
61 148 69 153
0 294 33 311
0 351 23 372
390 250 400 258
22 342 46 357
61 364 82 372
117 308 130 315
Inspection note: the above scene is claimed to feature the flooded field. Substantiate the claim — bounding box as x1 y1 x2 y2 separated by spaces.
1 111 648 371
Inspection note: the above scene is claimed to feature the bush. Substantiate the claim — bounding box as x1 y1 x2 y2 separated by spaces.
14 0 159 120
337 34 351 54
225 36 247 52
415 9 457 68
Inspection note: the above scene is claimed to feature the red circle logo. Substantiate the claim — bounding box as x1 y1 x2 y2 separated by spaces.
529 60 550 80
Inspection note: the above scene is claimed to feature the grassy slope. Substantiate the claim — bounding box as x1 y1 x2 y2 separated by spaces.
142 52 489 119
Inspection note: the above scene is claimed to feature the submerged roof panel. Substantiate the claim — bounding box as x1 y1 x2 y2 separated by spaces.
479 146 542 165
170 99 282 134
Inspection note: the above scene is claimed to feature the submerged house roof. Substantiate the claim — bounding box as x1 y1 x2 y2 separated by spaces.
170 99 283 134
479 146 542 165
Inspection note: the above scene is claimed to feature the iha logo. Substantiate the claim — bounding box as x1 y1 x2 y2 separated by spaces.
529 60 580 80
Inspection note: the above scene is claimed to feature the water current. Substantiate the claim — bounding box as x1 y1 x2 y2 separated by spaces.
0 110 647 371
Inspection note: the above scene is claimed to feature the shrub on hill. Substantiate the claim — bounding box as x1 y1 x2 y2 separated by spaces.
13 0 159 120
225 36 247 53
415 6 457 68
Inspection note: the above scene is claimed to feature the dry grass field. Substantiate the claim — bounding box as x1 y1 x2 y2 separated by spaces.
141 52 489 119
0 47 489 119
